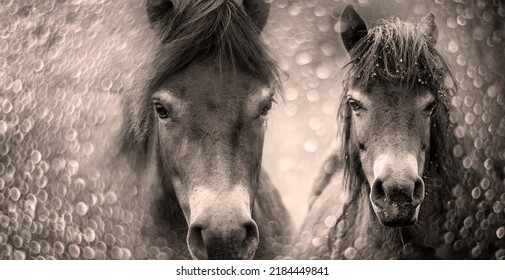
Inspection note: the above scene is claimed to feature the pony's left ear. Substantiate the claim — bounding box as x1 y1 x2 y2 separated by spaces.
340 5 368 53
243 0 270 32
418 13 438 45
146 0 174 26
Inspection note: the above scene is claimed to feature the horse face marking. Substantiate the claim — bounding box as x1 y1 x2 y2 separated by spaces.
153 60 273 259
348 86 433 227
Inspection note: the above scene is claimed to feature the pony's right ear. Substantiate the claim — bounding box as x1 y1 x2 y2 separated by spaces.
146 0 174 26
340 5 368 53
418 13 438 45
243 0 271 32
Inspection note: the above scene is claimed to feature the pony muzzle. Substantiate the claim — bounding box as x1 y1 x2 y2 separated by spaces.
370 179 425 227
370 154 425 227
186 188 259 260
187 219 259 260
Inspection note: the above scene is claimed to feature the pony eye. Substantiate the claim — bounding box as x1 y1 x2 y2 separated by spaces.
260 100 273 116
348 98 364 111
424 100 437 114
154 102 171 119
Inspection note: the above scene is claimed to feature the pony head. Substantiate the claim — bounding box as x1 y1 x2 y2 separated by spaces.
339 5 455 227
125 0 282 259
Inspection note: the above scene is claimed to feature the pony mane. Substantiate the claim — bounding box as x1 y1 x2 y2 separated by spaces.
344 18 451 91
122 0 283 153
338 17 459 196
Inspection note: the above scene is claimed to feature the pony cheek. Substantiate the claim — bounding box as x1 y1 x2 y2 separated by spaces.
417 152 426 176
249 121 266 150
170 176 192 223
353 133 373 181
157 129 194 222
360 153 375 187
417 122 430 175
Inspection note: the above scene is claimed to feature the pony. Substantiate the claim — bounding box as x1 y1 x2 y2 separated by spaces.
297 5 476 259
120 0 291 260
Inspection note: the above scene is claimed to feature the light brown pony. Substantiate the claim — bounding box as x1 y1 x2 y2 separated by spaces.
298 5 468 259
122 0 291 260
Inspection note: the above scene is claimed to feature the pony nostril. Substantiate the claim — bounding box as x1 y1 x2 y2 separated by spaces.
371 180 386 204
189 219 259 260
413 178 425 205
242 220 259 258
187 225 208 260
244 220 259 244
358 142 366 151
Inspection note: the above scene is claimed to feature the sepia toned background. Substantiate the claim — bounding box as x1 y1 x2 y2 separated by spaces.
1 0 504 259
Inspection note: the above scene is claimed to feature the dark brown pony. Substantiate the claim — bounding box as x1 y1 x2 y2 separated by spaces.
121 0 291 260
297 5 473 259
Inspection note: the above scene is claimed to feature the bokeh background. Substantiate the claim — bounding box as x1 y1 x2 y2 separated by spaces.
1 0 504 259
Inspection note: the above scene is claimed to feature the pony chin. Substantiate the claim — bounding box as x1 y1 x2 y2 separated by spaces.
371 201 421 228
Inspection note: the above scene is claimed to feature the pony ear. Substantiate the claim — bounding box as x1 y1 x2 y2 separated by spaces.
340 5 368 53
418 13 438 45
146 0 174 25
243 0 271 32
